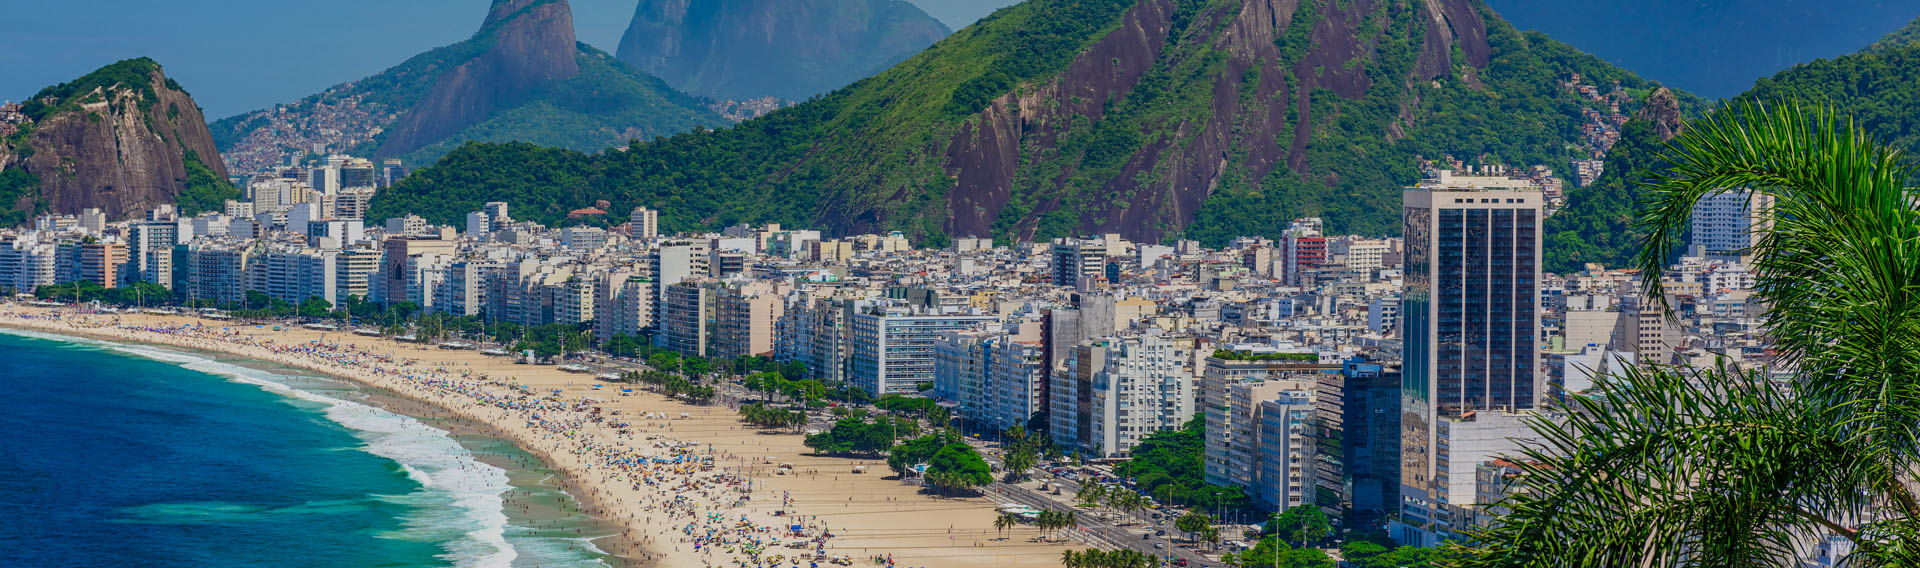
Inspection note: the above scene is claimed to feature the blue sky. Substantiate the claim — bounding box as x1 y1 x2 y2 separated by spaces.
2 0 1913 119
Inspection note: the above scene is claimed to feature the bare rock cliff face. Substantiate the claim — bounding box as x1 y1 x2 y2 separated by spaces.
937 0 1491 241
3 65 228 220
375 0 582 159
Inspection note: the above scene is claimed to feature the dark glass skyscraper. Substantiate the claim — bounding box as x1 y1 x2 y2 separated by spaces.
1397 170 1543 545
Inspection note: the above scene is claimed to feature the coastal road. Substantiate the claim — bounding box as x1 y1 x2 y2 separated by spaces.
982 481 1216 567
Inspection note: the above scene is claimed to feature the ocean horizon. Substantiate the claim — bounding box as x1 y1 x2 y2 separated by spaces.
0 329 618 567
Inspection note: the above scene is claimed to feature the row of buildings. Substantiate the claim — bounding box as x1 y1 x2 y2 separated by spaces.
0 167 1781 550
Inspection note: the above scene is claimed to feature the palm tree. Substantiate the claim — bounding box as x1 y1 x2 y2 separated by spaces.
1459 102 1920 566
1076 483 1106 511
993 512 1019 541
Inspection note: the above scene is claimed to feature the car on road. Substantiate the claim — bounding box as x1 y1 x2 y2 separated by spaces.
1155 529 1166 536
1141 533 1151 540
1174 559 1189 567
1154 542 1165 550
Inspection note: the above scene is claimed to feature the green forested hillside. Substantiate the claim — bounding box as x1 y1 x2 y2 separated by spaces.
372 0 1688 245
372 0 1139 236
1542 119 1673 274
1542 42 1920 273
391 45 717 165
1739 44 1920 151
1866 16 1920 52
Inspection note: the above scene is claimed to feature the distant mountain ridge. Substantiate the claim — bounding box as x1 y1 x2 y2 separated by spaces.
372 0 1693 245
1866 15 1920 52
210 0 720 171
615 0 950 102
0 58 237 226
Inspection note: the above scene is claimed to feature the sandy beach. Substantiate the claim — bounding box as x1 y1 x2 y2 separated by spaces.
0 305 1085 568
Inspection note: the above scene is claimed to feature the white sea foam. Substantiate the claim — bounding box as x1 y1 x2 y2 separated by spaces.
108 342 520 568
2 327 616 567
0 329 531 567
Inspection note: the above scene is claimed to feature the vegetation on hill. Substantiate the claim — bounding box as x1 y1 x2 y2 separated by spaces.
1180 1 1689 243
177 150 241 216
211 10 720 169
388 45 719 166
0 169 44 228
2 57 230 224
372 0 1690 245
371 0 1137 233
1541 119 1673 274
1543 43 1920 274
19 57 176 121
1865 16 1920 52
1739 44 1920 152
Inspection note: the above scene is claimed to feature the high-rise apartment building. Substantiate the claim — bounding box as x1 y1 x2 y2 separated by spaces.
1315 355 1403 528
1397 169 1544 545
594 271 653 342
1689 188 1773 261
662 280 716 356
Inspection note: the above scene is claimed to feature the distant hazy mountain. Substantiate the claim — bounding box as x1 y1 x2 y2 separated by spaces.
615 0 950 101
374 0 1694 245
0 58 237 225
210 0 721 170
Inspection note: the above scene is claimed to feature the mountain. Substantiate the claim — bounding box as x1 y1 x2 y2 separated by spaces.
615 0 951 102
0 58 238 226
1541 30 1920 273
210 0 721 172
1541 88 1684 274
371 0 1691 245
1866 16 1920 52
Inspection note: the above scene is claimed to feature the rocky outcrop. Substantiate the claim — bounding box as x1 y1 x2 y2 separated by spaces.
1635 87 1685 141
938 0 1494 240
615 0 949 101
0 58 229 221
214 0 718 170
375 0 582 159
372 0 1683 244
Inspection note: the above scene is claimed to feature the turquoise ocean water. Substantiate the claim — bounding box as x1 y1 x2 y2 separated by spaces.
0 329 618 567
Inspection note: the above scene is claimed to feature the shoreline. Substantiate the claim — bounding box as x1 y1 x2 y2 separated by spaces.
300 373 637 566
0 316 659 568
0 306 1088 568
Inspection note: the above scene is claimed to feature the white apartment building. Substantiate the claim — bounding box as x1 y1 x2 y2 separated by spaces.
1051 331 1196 457
0 235 58 294
848 306 998 396
246 246 336 306
594 271 652 342
1690 189 1772 261
1254 390 1318 511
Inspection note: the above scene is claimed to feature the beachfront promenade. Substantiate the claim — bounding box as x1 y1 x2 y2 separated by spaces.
0 306 1088 568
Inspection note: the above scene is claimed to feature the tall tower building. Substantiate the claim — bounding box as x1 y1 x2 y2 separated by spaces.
1396 170 1543 545
630 206 660 240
